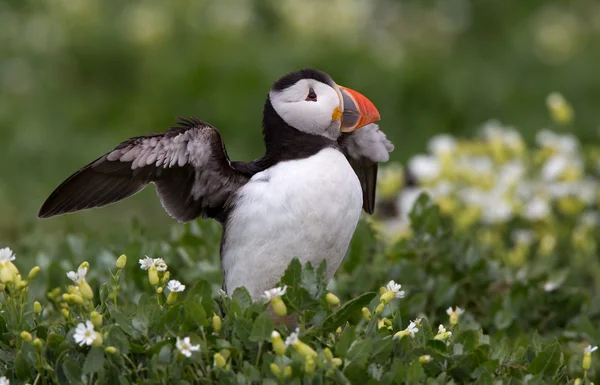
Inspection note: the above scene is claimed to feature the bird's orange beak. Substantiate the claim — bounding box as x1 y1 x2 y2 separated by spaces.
337 86 381 132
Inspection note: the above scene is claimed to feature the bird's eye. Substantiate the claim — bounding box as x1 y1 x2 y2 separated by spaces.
306 88 317 101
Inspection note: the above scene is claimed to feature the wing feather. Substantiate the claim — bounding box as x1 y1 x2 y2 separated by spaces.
38 118 248 222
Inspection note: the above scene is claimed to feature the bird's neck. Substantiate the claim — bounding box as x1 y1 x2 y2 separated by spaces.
261 99 337 162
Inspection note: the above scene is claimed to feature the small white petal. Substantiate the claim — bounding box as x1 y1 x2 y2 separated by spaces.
66 271 79 282
0 247 16 263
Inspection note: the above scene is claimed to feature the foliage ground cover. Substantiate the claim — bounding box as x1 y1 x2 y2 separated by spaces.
2 98 600 383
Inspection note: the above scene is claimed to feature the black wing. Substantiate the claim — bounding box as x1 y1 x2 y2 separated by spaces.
338 124 394 214
38 117 249 222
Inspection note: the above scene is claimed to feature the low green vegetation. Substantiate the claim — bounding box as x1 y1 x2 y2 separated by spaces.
1 189 598 383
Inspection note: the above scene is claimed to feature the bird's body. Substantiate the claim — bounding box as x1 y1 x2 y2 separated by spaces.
39 69 393 300
223 147 362 298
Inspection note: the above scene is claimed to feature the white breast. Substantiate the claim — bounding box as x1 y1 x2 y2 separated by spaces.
222 148 363 299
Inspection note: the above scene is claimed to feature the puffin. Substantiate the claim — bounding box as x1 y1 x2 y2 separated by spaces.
38 68 394 300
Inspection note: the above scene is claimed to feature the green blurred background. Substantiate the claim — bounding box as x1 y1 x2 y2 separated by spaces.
1 0 599 240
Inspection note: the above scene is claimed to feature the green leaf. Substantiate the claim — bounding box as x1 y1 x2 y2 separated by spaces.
456 330 479 352
184 300 209 327
407 360 425 382
14 351 30 379
321 292 376 333
109 308 137 337
106 326 130 355
249 312 274 342
232 286 253 310
61 357 83 385
83 347 105 374
280 258 302 289
529 343 563 376
334 326 356 357
346 338 372 366
494 309 515 330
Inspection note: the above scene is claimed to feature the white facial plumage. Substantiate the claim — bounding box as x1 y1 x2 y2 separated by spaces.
269 79 342 140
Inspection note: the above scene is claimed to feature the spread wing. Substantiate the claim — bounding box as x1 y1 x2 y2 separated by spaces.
38 117 249 222
339 124 394 214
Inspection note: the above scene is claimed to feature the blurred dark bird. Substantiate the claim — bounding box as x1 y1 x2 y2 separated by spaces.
38 68 394 299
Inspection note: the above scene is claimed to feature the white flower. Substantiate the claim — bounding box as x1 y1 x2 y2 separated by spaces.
167 280 186 292
405 321 419 338
523 197 550 221
420 354 433 363
511 229 535 246
585 345 598 354
285 328 300 347
438 324 447 334
536 129 579 154
386 280 405 299
0 247 15 263
271 330 281 339
446 306 465 316
73 320 96 346
408 155 440 182
428 134 456 156
67 266 88 283
0 376 9 385
138 256 154 270
153 258 168 271
543 281 560 292
176 336 200 357
263 286 287 301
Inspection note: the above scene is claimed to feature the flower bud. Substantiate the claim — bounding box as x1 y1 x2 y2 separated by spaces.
434 332 452 341
214 353 226 368
332 357 342 367
335 327 342 335
116 255 127 269
160 271 171 285
27 266 40 281
212 313 222 333
574 379 582 385
105 346 119 355
374 302 385 315
419 355 432 364
156 287 163 294
583 354 592 371
91 311 103 328
304 358 315 374
92 332 103 347
379 286 387 295
1 267 14 284
70 294 84 305
271 331 286 356
78 280 94 300
270 363 281 376
61 309 69 318
166 292 178 305
47 287 61 299
272 296 287 317
33 301 42 314
294 341 318 359
67 286 79 295
394 330 409 340
20 331 33 342
32 338 43 350
380 290 395 304
323 347 333 361
325 293 340 306
361 307 372 320
283 366 292 378
148 267 159 286
78 261 90 271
